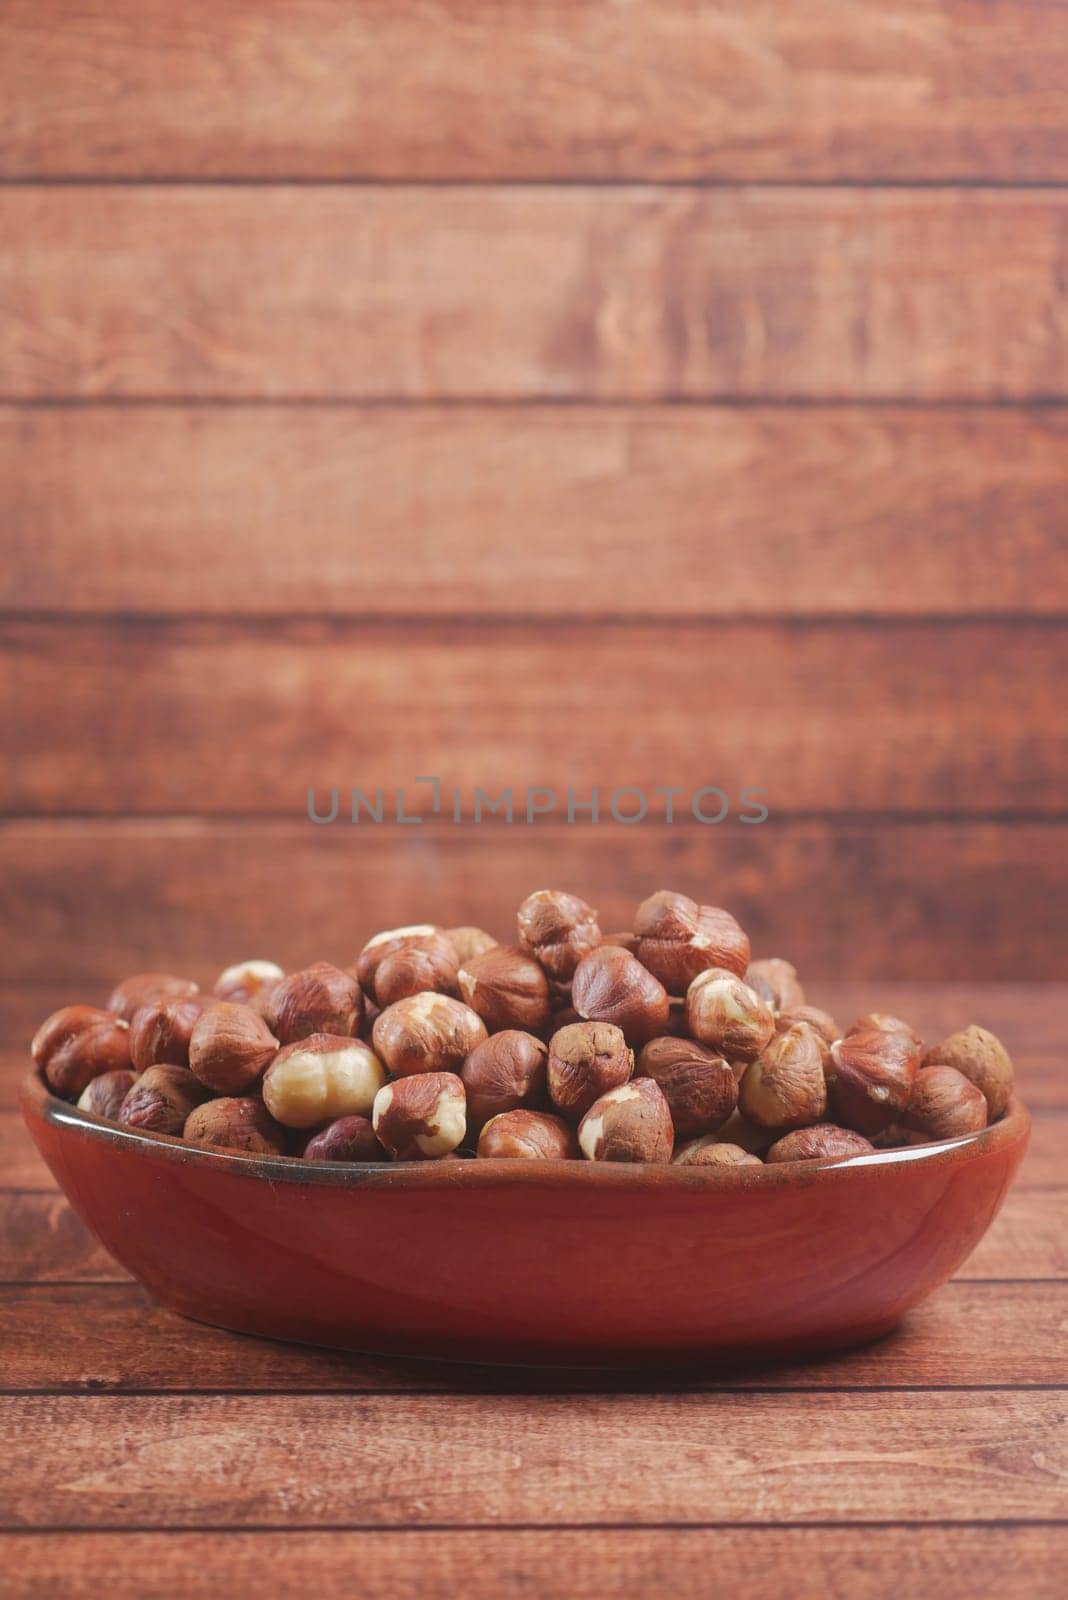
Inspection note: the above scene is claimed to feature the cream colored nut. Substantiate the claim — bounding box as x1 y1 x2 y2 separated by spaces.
188 1002 279 1094
745 958 805 1013
578 1079 673 1164
516 889 601 983
372 992 487 1077
372 1073 467 1160
634 891 750 993
213 959 285 1006
922 1025 1014 1121
739 1023 827 1130
686 968 775 1062
263 1034 386 1129
673 1138 763 1168
766 1125 875 1164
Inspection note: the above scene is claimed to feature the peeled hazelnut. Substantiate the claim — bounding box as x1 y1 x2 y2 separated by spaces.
77 1069 138 1122
32 1005 133 1099
374 941 459 1007
578 1079 673 1164
188 1003 279 1094
766 1124 875 1164
303 1116 383 1163
904 1065 989 1141
355 926 453 1004
457 945 553 1034
372 1073 467 1160
106 973 199 1023
707 1109 777 1155
571 946 669 1045
263 1034 386 1129
847 1012 925 1052
547 1021 634 1119
372 992 487 1077
516 889 601 983
213 959 285 1007
129 995 207 1071
922 1025 1014 1120
119 1066 206 1136
636 1037 737 1138
634 891 750 992
673 1138 762 1168
477 1109 578 1160
460 1030 548 1129
263 962 362 1044
745 958 805 1012
828 1025 923 1135
739 1023 828 1130
775 1005 840 1048
184 1096 287 1156
446 926 498 964
685 969 775 1063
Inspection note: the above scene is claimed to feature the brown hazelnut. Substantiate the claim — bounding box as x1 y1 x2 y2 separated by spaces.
685 969 775 1063
457 945 553 1034
119 1066 206 1136
571 946 670 1045
374 941 460 1007
745 958 805 1013
547 1021 634 1119
303 1116 383 1163
460 1030 548 1129
739 1023 828 1130
32 1005 133 1099
263 962 362 1044
922 1025 1014 1120
77 1069 138 1122
636 1037 738 1138
213 959 285 1008
477 1109 578 1160
355 926 453 1004
775 1005 840 1048
372 1073 467 1160
904 1065 989 1141
372 992 487 1077
766 1125 875 1164
634 891 750 992
263 1034 386 1129
705 1109 777 1155
600 930 638 954
446 926 498 964
516 889 601 982
828 1025 923 1135
129 995 208 1072
106 973 200 1023
188 1003 279 1094
673 1138 763 1168
847 1012 925 1052
578 1080 674 1164
184 1096 288 1156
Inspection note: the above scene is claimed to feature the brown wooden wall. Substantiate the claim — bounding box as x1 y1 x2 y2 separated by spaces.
3 1 1068 997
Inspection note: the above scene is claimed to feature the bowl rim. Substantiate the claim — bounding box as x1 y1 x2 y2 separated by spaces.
20 1070 1031 1192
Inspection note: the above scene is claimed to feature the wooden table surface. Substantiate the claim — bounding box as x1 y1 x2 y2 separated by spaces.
1 982 1064 1598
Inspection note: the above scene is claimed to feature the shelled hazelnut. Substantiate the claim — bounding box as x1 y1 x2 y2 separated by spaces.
922 1026 1014 1120
904 1065 988 1141
828 1023 923 1135
460 1030 549 1129
547 1021 634 1119
372 1073 467 1160
686 969 775 1063
356 926 455 1005
32 1005 133 1099
106 973 199 1023
739 1023 827 1131
188 1003 279 1094
477 1109 578 1160
457 945 553 1034
263 1034 386 1129
766 1125 875 1164
578 1080 674 1164
516 890 601 983
673 1138 763 1168
634 891 750 992
706 1109 777 1155
263 962 362 1044
184 1097 288 1156
213 959 285 1009
636 1037 737 1138
129 995 208 1072
571 946 669 1045
119 1066 207 1137
775 1005 840 1056
303 1116 383 1163
745 958 805 1013
77 1069 138 1122
446 926 498 964
372 993 487 1077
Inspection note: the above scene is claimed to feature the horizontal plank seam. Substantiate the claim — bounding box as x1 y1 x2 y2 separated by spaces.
1 1520 1065 1536
5 395 1068 411
2 178 1068 193
5 614 1068 631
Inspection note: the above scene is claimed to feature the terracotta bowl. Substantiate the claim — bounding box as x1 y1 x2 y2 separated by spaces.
21 1072 1029 1366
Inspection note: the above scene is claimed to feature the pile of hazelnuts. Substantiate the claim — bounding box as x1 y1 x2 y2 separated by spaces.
31 889 1016 1169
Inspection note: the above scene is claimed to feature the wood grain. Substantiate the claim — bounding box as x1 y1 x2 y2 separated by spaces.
6 404 1068 617
3 1 1067 182
3 188 1066 401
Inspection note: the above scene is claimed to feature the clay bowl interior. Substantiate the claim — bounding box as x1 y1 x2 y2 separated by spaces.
21 1073 1030 1367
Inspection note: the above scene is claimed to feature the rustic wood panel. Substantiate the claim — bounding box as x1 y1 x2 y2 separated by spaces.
3 189 1065 401
3 1 1067 182
6 404 1068 617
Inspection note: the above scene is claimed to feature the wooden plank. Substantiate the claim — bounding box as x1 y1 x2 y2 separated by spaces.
3 1 1067 182
4 619 1067 817
2 1390 1065 1527
2 189 1065 401
5 405 1068 617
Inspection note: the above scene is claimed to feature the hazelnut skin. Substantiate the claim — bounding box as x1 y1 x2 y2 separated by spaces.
578 1080 674 1164
847 1012 925 1052
634 891 750 993
374 942 459 1007
547 1021 634 1119
904 1065 989 1141
184 1097 288 1156
685 969 775 1063
355 926 453 1004
446 926 498 964
705 1109 777 1155
477 1109 578 1160
766 1125 875 1164
303 1116 383 1163
372 992 488 1077
129 995 208 1071
106 973 199 1023
571 946 670 1046
673 1138 763 1168
739 1023 828 1131
600 930 638 954
457 945 553 1034
263 1034 386 1129
119 1066 207 1137
213 959 285 1008
636 1036 738 1138
372 1073 467 1160
77 1069 138 1122
922 1025 1014 1120
32 1005 133 1099
745 958 805 1013
775 1005 840 1048
262 962 362 1044
188 1002 279 1094
460 1029 549 1129
516 889 601 983
828 1025 923 1135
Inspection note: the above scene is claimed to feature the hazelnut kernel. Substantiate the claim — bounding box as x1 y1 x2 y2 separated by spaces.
578 1079 674 1164
303 1116 383 1163
372 1073 467 1160
477 1109 578 1160
263 1034 386 1129
904 1065 989 1141
32 1005 133 1099
213 959 285 1007
129 995 208 1072
106 973 200 1023
685 968 775 1063
571 946 669 1045
119 1066 207 1137
766 1125 875 1164
634 891 750 993
922 1025 1014 1121
263 962 362 1044
457 945 553 1034
636 1036 738 1138
739 1024 828 1130
516 889 601 983
460 1029 549 1129
828 1025 923 1135
745 958 805 1013
372 992 488 1077
446 926 498 964
374 942 459 1007
673 1138 763 1168
547 1021 633 1119
775 1005 840 1049
188 1002 279 1094
355 926 452 1004
184 1096 288 1156
77 1069 138 1122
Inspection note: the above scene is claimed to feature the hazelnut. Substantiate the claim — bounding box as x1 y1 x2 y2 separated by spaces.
745 958 805 1012
516 889 601 982
263 1034 386 1129
263 961 362 1044
184 1096 288 1156
922 1025 1014 1120
446 926 498 964
847 1012 925 1052
571 946 670 1045
547 1021 634 1119
685 969 775 1063
32 1005 133 1099
600 930 638 954
634 891 750 992
77 1069 138 1122
904 1065 989 1141
119 1066 206 1136
303 1116 383 1163
828 1025 923 1135
460 1030 549 1129
213 959 285 1008
706 1109 777 1155
129 995 207 1071
775 1005 840 1048
106 973 199 1023
636 1037 738 1138
766 1125 875 1164
457 945 553 1034
477 1109 578 1160
739 1023 828 1130
355 926 453 1004
374 941 460 1007
673 1138 763 1168
372 992 487 1077
577 1080 674 1164
372 1073 467 1160
188 1003 279 1094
